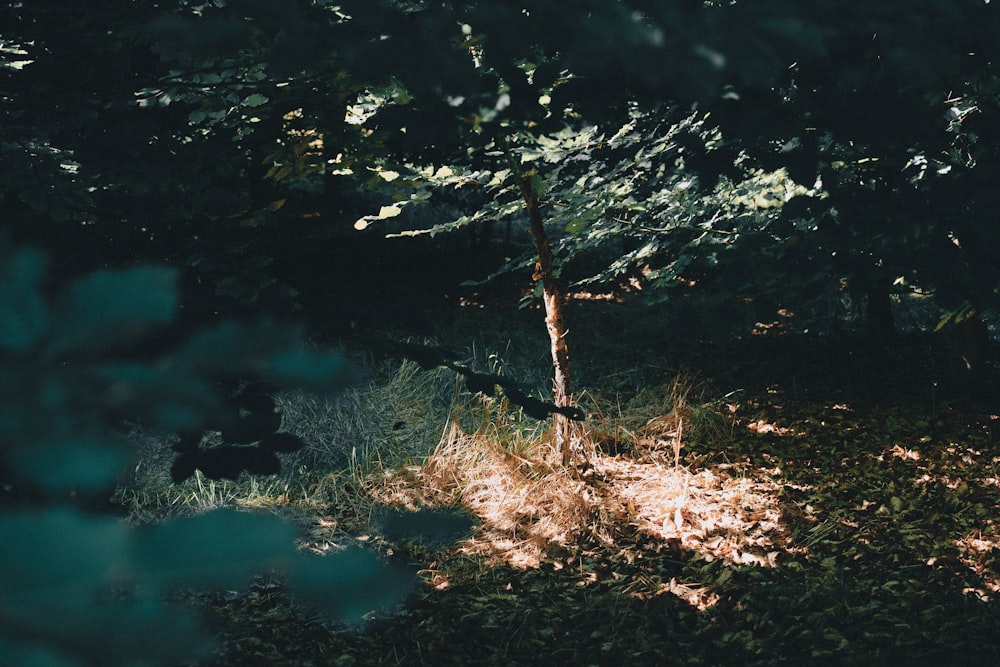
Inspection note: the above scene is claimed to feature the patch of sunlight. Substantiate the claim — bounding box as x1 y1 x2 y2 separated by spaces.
342 385 802 612
952 526 1000 602
605 458 785 567
887 443 922 461
359 413 793 575
365 421 591 569
624 575 721 611
745 419 794 435
567 289 625 302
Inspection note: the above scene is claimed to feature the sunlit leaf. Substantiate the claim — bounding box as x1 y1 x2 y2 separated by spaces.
377 204 402 219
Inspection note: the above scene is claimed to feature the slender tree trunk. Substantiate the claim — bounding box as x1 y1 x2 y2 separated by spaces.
948 311 989 399
502 137 576 465
866 283 895 343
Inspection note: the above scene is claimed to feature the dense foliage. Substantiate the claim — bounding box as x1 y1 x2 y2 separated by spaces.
0 234 428 664
5 1 998 326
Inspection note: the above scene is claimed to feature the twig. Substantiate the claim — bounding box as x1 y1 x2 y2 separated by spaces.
605 211 739 236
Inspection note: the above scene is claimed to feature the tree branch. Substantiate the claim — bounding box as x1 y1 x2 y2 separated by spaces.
605 211 739 236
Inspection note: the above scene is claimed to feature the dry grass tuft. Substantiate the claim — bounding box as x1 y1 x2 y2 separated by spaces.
352 376 789 573
605 459 787 566
362 421 595 568
119 349 790 597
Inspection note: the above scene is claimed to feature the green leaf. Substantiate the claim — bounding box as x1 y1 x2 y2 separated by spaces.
0 509 127 603
288 547 415 622
174 321 356 392
241 93 269 108
0 245 49 352
265 349 358 394
175 320 300 374
18 601 212 666
97 363 221 431
0 639 79 667
47 267 179 356
7 438 129 493
0 509 213 665
132 509 298 589
565 217 588 234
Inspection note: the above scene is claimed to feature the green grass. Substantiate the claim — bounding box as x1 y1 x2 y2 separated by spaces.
115 337 737 523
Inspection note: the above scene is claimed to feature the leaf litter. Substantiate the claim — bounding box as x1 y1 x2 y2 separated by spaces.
168 351 1000 665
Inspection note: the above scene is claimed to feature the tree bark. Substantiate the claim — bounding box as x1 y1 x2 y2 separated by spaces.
502 136 576 465
866 284 895 343
948 311 989 399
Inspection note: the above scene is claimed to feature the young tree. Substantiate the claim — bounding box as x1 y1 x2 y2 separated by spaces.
347 5 798 462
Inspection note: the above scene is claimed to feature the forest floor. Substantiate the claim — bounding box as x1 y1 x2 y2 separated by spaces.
164 288 1000 666
150 230 1000 666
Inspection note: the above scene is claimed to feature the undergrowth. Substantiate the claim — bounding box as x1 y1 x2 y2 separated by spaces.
116 350 735 564
110 336 1000 667
113 358 454 523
